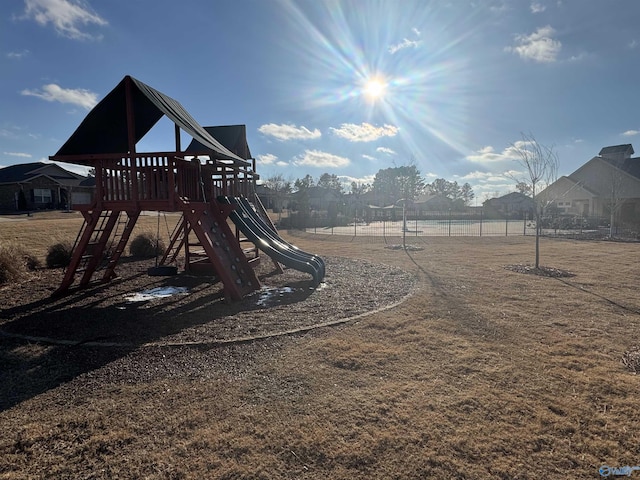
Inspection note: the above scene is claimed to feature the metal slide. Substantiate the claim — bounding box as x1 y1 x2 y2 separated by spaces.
219 196 325 286
233 196 325 279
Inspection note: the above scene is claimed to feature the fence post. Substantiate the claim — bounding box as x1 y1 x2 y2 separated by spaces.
579 214 583 235
448 210 452 237
480 209 483 237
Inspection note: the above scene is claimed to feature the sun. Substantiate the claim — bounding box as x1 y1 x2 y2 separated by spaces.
363 78 387 101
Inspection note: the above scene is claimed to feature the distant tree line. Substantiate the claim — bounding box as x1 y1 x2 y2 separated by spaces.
262 166 476 210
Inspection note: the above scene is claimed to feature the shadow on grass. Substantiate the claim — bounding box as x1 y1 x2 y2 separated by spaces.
0 261 316 412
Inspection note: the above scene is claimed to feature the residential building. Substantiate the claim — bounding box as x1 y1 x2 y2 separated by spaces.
289 186 341 213
483 192 535 218
539 144 640 223
0 162 94 212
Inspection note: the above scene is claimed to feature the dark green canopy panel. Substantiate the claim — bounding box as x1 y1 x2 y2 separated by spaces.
54 75 248 166
185 125 252 160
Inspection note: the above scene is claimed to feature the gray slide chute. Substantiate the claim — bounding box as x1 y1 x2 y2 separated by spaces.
229 197 325 280
219 196 325 286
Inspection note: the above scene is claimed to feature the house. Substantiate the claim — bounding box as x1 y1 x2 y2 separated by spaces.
483 192 535 218
539 144 640 223
413 194 454 213
255 183 290 211
0 162 95 212
289 186 341 213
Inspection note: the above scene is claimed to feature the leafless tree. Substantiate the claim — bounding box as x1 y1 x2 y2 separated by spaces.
605 166 629 237
264 174 292 221
506 133 559 268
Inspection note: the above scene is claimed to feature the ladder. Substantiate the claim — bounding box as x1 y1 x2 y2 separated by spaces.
53 207 139 295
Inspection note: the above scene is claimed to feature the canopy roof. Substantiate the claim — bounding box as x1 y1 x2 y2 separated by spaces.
52 75 248 166
185 125 252 160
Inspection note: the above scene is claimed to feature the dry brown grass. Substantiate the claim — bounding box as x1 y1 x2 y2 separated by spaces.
1 215 640 479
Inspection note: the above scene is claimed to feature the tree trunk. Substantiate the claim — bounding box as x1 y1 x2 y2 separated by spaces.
535 209 540 269
609 208 615 238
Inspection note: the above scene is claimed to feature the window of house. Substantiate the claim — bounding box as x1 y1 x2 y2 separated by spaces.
33 188 52 204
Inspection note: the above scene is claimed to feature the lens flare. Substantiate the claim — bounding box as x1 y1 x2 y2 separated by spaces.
363 78 387 100
273 0 483 165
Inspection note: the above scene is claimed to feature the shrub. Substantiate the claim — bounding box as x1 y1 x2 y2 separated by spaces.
46 242 73 268
129 232 165 258
24 253 41 270
0 243 34 284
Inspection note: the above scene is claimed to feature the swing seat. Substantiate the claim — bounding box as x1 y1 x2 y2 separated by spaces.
147 265 178 276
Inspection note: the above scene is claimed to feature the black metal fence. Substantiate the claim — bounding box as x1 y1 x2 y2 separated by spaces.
279 210 640 240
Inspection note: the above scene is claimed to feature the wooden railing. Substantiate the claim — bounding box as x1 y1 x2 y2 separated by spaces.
90 153 256 210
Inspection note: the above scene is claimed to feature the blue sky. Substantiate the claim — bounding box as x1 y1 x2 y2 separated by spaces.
2 0 640 202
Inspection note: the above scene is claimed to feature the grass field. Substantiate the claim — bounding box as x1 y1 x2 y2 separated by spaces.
1 213 640 479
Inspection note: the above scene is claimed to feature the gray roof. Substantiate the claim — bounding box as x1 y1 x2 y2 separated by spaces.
598 144 634 156
0 162 82 184
599 155 640 180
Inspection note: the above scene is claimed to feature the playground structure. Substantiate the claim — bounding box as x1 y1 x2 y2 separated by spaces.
50 75 324 300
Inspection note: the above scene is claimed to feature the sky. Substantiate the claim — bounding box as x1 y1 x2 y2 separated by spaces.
2 0 640 203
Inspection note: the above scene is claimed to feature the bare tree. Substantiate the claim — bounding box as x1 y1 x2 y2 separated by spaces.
507 133 559 268
264 174 292 221
605 166 629 238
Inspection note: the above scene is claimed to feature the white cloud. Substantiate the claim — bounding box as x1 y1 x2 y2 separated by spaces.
22 0 108 40
457 171 498 181
376 147 397 156
622 129 640 137
330 123 398 142
530 2 546 13
338 174 375 186
362 154 376 161
466 142 531 164
21 83 98 110
293 149 350 168
489 2 509 13
568 52 587 62
388 27 422 54
3 152 32 158
257 153 288 166
505 25 561 63
7 49 30 59
0 129 17 139
388 38 421 54
257 123 321 141
257 153 278 165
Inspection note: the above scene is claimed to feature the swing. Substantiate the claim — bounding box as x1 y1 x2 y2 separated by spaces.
147 211 178 276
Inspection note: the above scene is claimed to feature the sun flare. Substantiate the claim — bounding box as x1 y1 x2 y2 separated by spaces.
363 78 387 100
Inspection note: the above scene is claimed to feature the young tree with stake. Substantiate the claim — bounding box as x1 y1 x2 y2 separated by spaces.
507 133 559 269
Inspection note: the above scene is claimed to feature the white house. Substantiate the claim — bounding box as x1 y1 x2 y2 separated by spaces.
539 144 640 223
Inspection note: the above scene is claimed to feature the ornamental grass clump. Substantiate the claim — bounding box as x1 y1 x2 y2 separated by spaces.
46 241 73 268
129 232 166 258
0 243 38 284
